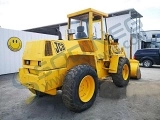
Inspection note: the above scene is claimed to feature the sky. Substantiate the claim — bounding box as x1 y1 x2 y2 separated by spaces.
0 0 160 31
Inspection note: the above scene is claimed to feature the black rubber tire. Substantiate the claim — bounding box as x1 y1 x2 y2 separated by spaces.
135 68 141 80
62 65 98 113
112 57 130 87
142 59 152 68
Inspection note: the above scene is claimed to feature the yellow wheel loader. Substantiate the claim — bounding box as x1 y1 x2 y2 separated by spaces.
19 8 141 112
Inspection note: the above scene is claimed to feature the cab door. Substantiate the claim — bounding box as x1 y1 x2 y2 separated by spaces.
92 15 107 60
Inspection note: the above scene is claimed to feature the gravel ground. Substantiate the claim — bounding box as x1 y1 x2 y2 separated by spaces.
0 66 160 120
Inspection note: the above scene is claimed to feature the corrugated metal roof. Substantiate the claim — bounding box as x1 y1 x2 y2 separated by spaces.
108 8 143 18
24 22 67 36
24 8 142 35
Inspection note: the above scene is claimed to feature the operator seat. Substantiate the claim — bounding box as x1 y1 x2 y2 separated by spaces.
76 26 87 39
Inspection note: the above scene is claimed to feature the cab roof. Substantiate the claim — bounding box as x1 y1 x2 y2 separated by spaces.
67 8 108 18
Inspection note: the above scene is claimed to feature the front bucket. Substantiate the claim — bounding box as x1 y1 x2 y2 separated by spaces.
129 59 141 80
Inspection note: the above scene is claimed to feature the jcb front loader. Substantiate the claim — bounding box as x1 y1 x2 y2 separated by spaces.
19 8 141 112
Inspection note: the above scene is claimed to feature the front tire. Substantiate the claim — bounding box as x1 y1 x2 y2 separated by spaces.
142 59 152 68
112 58 130 87
135 67 141 80
62 65 98 112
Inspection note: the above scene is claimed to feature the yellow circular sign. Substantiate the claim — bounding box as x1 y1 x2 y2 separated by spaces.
7 37 22 52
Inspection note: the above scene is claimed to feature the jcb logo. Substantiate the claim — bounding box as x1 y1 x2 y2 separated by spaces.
54 42 65 54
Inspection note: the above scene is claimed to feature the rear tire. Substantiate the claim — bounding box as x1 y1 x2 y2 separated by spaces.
62 65 98 112
112 58 130 87
142 59 152 68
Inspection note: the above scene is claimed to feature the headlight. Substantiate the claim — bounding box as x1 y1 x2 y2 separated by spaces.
25 60 30 65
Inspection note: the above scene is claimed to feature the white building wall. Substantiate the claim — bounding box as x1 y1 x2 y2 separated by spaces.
130 18 143 57
141 31 160 42
0 28 58 75
140 30 160 48
59 25 68 40
106 14 137 58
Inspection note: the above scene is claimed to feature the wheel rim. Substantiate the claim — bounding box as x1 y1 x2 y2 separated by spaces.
144 60 150 67
122 64 129 80
79 75 95 102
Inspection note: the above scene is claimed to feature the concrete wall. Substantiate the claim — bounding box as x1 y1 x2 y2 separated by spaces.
0 28 58 75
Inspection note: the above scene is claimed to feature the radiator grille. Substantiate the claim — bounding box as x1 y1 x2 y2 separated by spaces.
45 41 53 56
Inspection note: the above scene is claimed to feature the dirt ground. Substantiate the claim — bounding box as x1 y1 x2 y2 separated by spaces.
0 66 160 120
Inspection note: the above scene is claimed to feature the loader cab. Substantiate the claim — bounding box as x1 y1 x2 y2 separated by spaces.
67 8 108 40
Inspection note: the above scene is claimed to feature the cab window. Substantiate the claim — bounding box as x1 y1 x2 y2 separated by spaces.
70 14 89 39
92 14 107 40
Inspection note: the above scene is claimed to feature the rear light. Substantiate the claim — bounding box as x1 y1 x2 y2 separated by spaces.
38 61 41 67
25 60 30 65
133 55 136 59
